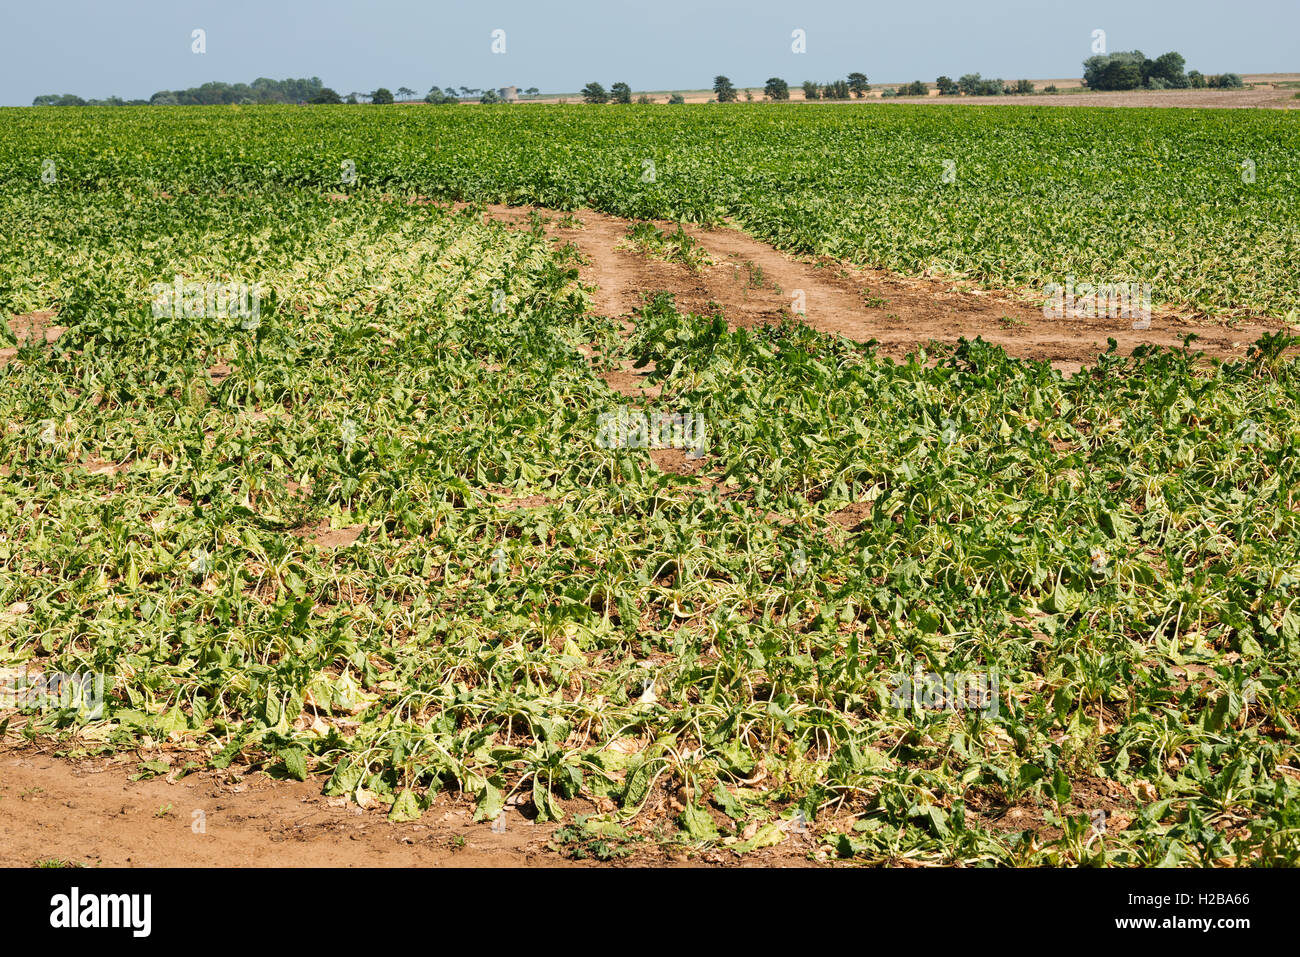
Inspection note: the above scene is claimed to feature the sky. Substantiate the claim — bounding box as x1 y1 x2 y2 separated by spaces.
1 0 1296 106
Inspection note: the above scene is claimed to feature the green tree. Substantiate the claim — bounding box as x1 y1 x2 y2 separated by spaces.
525 87 539 96
1150 52 1188 88
935 76 957 95
397 86 416 101
847 72 870 97
713 75 738 102
764 77 789 100
667 93 685 104
309 88 343 104
480 88 501 103
32 93 87 106
1083 51 1146 90
370 87 394 104
801 81 820 100
1099 60 1142 90
424 86 459 104
610 82 632 104
581 82 609 104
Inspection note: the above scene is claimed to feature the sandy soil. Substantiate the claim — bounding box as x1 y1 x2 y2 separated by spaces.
0 749 557 867
0 748 820 868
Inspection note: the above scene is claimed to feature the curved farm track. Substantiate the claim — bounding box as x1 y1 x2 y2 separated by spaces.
470 202 1285 376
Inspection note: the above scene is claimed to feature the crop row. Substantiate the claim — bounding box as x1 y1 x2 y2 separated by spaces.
2 103 1297 320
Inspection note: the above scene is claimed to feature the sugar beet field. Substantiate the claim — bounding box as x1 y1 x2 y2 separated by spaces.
2 104 1300 866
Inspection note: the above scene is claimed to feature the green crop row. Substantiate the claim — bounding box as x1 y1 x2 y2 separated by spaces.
2 103 1297 320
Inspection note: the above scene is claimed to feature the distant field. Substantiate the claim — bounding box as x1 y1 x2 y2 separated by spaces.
4 104 1298 320
525 73 1300 107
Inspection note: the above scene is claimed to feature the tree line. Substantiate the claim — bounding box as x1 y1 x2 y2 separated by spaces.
579 82 663 104
579 75 874 103
31 53 1246 108
34 77 327 106
1081 51 1241 91
762 74 871 100
33 78 544 107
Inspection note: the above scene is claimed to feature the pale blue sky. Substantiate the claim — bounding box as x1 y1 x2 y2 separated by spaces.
1 0 1295 106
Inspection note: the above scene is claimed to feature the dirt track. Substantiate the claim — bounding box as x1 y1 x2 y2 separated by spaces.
0 750 550 867
0 749 819 867
473 203 1283 375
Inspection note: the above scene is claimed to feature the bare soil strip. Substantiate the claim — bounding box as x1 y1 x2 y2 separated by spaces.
473 203 1283 375
0 749 816 867
0 749 567 867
